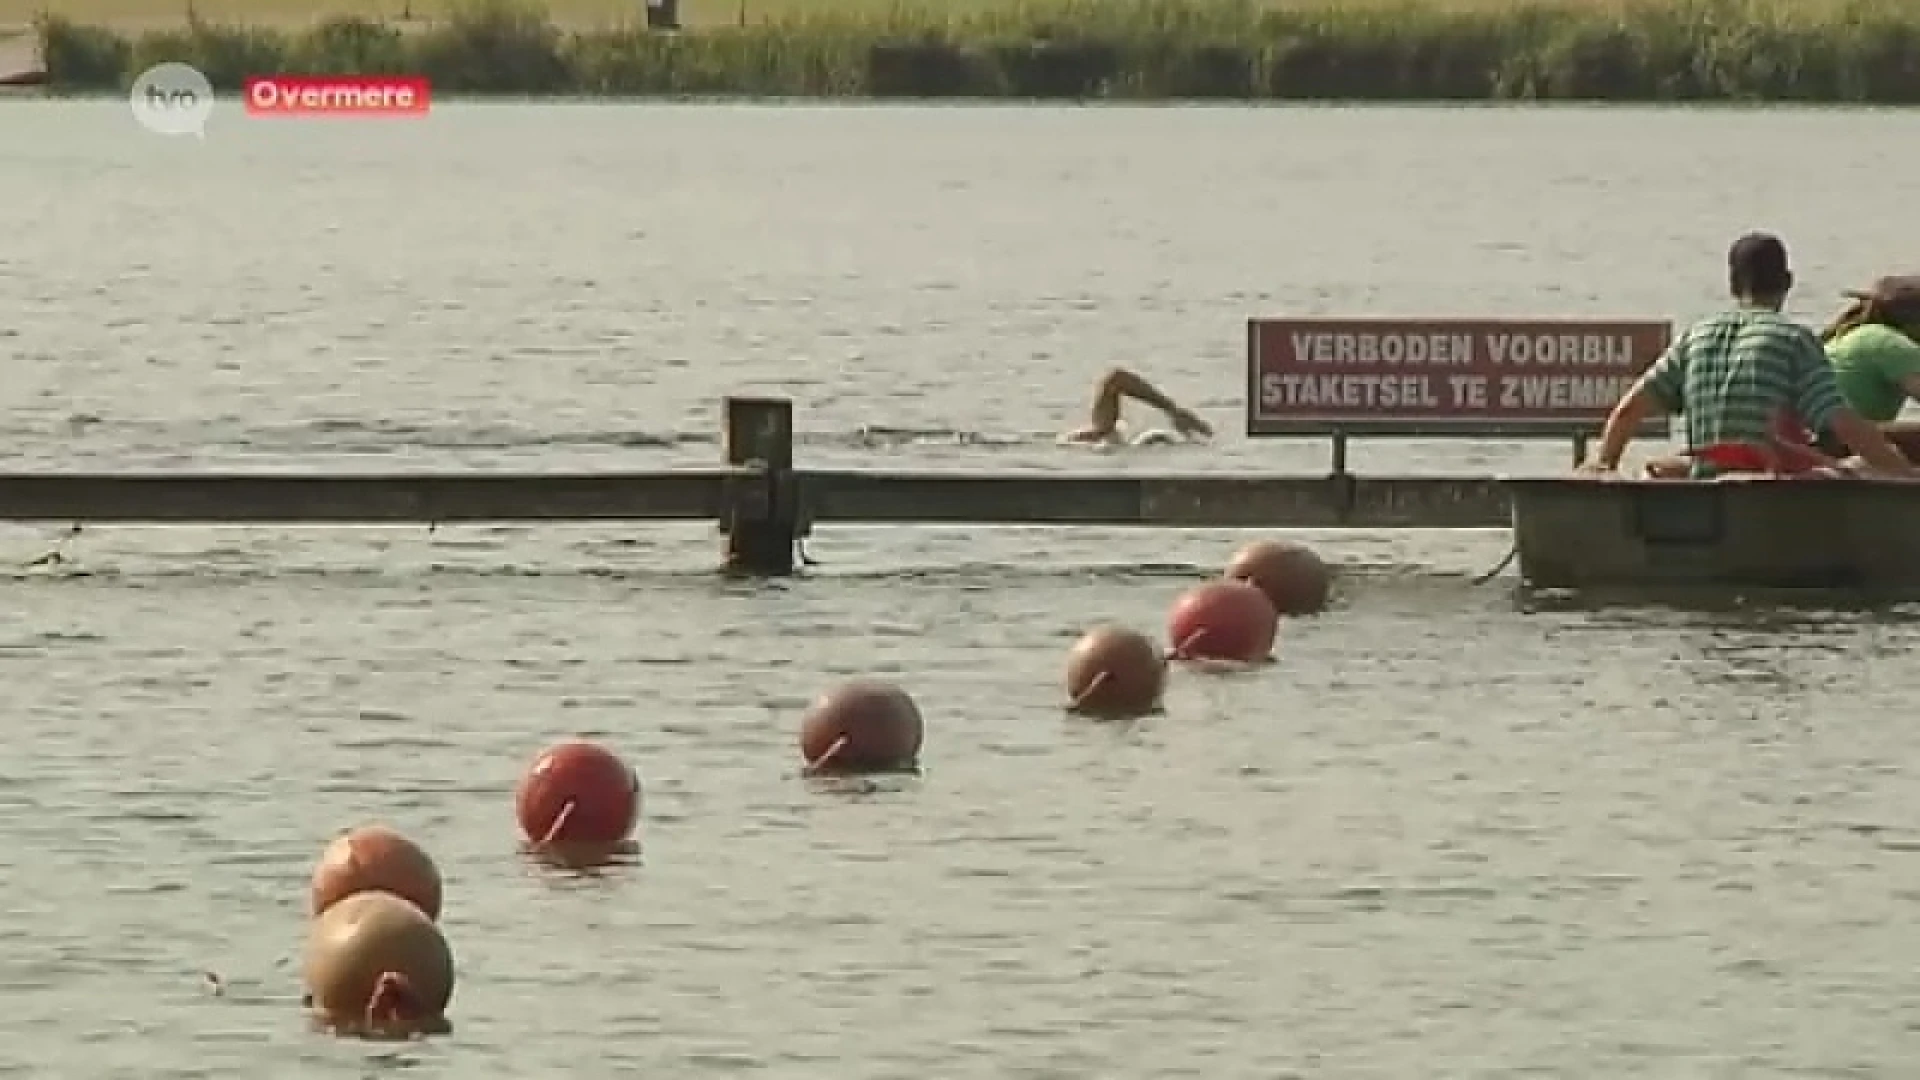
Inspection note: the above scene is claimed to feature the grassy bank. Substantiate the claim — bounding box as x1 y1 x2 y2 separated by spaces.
34 0 1920 102
20 0 1861 30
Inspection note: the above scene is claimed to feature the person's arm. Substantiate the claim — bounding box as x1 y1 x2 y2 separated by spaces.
1072 368 1212 441
1795 333 1916 475
1586 337 1684 472
1829 408 1915 473
1103 369 1180 414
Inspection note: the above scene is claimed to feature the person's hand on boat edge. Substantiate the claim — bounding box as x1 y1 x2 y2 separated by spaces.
1840 456 1920 481
1571 453 1920 481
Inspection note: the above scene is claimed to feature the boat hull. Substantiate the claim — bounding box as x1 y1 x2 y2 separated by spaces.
1502 477 1920 591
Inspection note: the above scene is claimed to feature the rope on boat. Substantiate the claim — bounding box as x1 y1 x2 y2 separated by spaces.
1471 540 1519 585
18 524 82 569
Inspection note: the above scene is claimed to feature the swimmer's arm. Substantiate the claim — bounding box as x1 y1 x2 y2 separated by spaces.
1105 369 1213 439
1067 368 1212 443
1105 369 1183 415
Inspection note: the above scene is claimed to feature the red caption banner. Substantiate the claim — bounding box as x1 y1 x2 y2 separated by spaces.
243 76 432 117
1246 317 1671 434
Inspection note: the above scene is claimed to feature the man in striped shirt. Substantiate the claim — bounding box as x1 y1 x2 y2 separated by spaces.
1583 233 1916 478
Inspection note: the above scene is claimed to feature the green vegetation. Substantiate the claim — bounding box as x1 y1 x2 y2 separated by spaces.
34 0 1920 102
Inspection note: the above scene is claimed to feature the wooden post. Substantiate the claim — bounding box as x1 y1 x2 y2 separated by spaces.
721 396 798 576
1328 430 1349 478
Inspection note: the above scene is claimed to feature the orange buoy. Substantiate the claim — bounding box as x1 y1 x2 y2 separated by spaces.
1064 625 1165 718
515 741 641 848
303 889 454 1039
1167 579 1277 663
1226 539 1332 616
799 679 923 774
310 825 443 922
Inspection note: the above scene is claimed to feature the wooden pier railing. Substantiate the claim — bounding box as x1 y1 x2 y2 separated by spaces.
4 312 1683 574
0 396 1523 575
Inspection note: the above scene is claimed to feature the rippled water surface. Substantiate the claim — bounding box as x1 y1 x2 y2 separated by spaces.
5 101 1920 1077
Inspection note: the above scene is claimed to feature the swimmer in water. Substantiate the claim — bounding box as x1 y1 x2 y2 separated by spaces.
1061 368 1213 447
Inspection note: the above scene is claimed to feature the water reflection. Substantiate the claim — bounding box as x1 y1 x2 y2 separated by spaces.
1512 583 1920 700
1517 584 1920 622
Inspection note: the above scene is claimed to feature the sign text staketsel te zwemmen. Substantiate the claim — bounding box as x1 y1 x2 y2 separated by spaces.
1245 317 1672 436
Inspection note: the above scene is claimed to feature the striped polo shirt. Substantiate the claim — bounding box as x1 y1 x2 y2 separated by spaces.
1641 306 1845 477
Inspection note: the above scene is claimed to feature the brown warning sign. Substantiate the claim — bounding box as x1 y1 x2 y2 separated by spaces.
1246 317 1672 436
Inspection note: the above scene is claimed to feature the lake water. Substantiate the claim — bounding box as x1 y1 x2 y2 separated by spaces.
5 100 1920 1078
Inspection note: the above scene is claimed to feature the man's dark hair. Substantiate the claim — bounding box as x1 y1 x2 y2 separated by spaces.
1728 232 1793 298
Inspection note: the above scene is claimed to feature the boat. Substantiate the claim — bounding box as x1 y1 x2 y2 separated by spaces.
0 25 40 89
1500 475 1920 591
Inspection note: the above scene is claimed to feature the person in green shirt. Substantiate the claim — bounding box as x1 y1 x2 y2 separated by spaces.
1812 275 1920 460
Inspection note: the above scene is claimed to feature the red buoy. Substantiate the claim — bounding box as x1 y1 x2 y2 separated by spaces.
304 890 455 1040
1167 579 1277 663
799 679 923 775
310 824 443 922
1064 625 1165 718
515 741 640 849
1225 539 1332 616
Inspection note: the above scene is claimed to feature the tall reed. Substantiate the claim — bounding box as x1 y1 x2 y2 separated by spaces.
35 0 1920 102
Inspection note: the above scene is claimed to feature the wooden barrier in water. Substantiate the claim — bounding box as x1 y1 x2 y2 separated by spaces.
0 395 1511 575
0 315 1675 576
